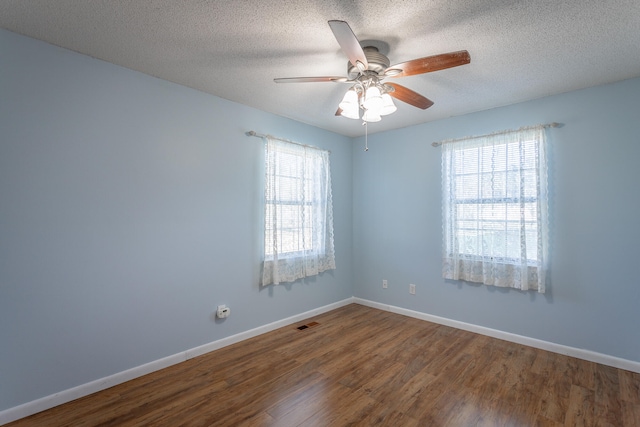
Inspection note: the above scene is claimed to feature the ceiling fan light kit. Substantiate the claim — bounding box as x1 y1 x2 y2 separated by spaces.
337 76 391 122
274 20 470 126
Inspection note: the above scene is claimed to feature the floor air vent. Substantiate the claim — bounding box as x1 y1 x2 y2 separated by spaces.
297 321 320 330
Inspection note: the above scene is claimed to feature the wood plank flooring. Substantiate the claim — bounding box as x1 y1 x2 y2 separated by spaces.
7 304 640 426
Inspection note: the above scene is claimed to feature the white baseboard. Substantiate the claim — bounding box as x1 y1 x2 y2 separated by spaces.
0 297 355 426
353 297 640 374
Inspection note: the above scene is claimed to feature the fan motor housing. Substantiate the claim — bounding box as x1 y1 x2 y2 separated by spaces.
347 46 390 79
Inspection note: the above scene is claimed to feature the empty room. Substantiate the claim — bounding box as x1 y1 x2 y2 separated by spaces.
1 1 639 426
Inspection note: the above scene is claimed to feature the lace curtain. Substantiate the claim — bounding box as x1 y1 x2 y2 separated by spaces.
262 137 336 286
441 126 548 292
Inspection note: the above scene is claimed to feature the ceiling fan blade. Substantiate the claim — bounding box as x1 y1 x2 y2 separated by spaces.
274 76 346 83
387 83 434 109
335 107 343 116
328 20 368 71
387 50 470 78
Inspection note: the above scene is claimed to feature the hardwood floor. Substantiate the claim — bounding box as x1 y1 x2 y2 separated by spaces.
7 304 640 426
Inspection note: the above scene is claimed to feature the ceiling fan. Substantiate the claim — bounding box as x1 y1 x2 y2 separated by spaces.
274 20 470 123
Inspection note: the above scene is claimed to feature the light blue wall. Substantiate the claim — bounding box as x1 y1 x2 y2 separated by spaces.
352 77 640 363
0 29 353 411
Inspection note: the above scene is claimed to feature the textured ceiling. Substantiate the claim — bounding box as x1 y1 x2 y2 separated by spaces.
1 0 639 137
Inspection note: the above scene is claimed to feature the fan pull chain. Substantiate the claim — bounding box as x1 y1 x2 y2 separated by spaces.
363 121 369 151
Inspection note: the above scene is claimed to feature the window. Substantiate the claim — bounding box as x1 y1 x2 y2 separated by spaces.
441 126 548 292
262 137 336 285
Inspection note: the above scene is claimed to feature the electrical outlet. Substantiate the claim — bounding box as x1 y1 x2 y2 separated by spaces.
217 305 231 318
409 284 416 295
382 279 388 289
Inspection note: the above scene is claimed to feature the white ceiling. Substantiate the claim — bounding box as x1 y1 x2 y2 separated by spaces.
1 0 639 137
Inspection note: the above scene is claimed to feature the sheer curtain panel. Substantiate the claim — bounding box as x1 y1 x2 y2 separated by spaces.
441 126 548 292
262 137 336 286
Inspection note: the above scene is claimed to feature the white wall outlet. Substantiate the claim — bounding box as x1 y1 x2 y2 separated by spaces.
382 279 388 289
409 284 416 295
217 304 230 318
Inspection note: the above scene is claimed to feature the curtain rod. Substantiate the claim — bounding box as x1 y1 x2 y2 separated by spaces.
245 131 330 153
431 122 562 147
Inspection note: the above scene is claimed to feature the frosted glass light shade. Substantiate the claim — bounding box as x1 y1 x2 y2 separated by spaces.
340 104 360 119
379 93 397 116
338 89 360 120
339 89 360 120
363 86 383 112
362 109 381 122
339 89 358 110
